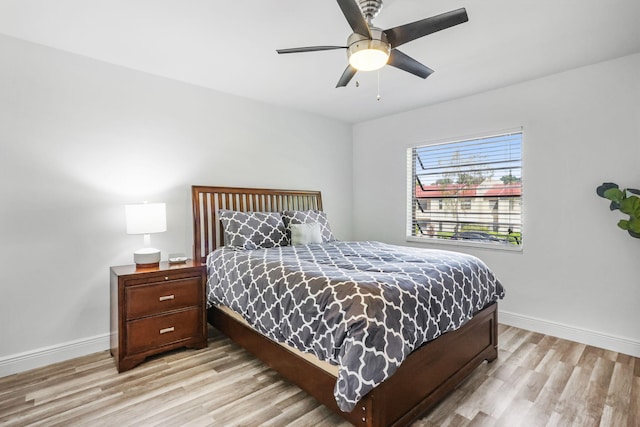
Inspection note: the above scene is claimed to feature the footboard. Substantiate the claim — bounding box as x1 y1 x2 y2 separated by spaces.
368 302 498 426
209 302 498 427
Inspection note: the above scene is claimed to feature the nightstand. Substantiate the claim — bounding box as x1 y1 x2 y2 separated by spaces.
110 260 207 372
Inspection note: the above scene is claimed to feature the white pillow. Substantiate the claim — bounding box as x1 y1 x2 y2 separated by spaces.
290 222 323 245
281 210 336 242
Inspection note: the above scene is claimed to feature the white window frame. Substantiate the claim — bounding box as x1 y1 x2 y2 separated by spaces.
406 129 524 252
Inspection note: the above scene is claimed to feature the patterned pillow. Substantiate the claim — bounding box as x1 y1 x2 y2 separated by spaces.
282 210 335 242
218 210 289 249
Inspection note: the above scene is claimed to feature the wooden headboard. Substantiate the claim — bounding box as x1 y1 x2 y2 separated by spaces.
191 186 323 264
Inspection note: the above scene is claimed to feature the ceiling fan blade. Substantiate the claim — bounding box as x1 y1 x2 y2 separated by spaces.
336 65 357 87
385 8 468 49
387 49 434 79
336 0 371 38
277 46 346 54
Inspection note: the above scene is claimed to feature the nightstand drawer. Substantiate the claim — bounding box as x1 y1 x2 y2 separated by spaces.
125 278 201 319
126 308 201 354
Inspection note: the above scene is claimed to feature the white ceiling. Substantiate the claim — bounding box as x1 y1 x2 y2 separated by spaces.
1 0 639 123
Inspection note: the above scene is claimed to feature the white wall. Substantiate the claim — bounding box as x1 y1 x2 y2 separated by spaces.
353 53 640 355
1 32 638 377
0 34 352 373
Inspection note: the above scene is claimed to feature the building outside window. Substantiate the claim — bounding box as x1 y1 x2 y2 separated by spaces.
407 130 523 248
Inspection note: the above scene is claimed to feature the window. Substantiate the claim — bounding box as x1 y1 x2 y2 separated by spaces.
407 131 523 247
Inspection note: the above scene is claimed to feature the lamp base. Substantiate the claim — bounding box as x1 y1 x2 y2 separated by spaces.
133 247 161 268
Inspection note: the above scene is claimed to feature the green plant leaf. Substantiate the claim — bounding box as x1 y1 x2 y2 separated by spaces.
604 188 624 203
632 196 640 217
629 218 640 233
618 219 630 230
596 182 619 198
620 195 640 215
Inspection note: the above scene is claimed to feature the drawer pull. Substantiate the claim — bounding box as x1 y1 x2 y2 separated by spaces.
164 276 169 280
159 327 175 334
159 295 175 302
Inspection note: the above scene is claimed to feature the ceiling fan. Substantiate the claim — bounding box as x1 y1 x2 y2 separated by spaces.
276 0 468 88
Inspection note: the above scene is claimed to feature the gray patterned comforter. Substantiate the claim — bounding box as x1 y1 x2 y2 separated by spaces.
206 241 504 412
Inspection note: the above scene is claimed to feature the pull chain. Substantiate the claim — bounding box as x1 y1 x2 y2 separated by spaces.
376 71 381 101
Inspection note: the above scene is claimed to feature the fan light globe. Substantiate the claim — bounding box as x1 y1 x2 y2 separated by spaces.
349 46 389 71
347 31 390 72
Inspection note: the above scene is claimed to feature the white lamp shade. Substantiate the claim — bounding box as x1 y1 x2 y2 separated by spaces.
125 203 167 235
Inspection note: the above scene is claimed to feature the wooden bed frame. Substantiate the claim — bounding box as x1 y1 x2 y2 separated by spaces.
192 185 498 427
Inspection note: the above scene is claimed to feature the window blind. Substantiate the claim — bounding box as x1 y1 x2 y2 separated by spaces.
407 131 523 246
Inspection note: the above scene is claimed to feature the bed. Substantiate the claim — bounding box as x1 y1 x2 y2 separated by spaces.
192 185 503 427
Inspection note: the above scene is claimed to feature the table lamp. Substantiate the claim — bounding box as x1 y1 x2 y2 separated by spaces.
125 202 166 267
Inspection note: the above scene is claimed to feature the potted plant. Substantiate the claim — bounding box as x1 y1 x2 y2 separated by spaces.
596 182 640 238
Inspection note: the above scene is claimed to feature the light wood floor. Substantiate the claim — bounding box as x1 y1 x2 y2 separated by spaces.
1 324 638 426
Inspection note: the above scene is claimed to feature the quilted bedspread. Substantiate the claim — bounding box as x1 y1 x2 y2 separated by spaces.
206 241 504 412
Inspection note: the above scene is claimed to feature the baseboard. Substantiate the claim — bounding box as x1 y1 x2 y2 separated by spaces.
0 333 110 378
499 310 640 358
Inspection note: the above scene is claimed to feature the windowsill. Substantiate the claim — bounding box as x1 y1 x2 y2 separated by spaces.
406 236 523 253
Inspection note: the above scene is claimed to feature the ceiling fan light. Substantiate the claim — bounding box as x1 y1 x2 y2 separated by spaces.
347 31 390 71
349 47 389 71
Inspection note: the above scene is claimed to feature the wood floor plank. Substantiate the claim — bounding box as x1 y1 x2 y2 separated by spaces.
561 341 587 366
0 324 638 427
522 361 575 426
549 365 591 426
581 356 615 426
467 411 495 427
515 370 548 402
481 364 534 419
628 376 640 427
454 376 504 420
262 391 327 426
493 398 532 427
535 348 564 376
600 361 633 427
